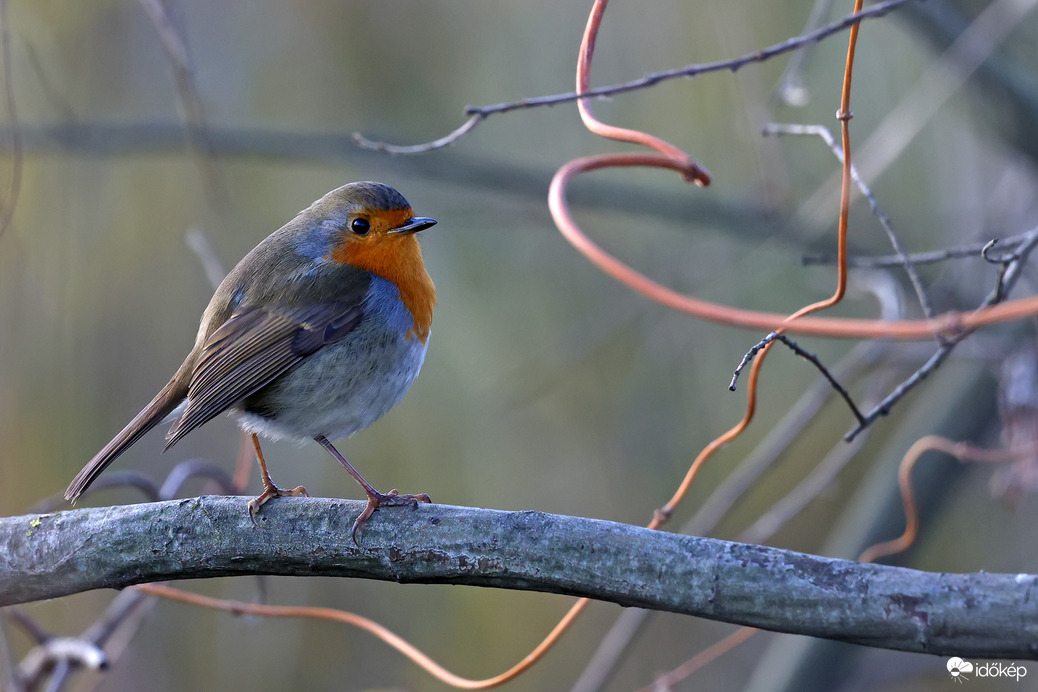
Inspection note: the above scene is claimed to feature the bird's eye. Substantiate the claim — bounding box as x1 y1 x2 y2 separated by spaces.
350 218 371 235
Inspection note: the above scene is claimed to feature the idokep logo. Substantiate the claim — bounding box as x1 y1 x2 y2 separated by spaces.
947 657 973 681
947 657 1029 683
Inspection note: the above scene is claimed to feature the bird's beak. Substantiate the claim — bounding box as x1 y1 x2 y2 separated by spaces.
389 216 437 235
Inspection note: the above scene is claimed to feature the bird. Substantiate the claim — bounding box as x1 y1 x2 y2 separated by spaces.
65 181 437 542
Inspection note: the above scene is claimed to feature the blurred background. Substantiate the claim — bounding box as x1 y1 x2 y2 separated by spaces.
2 1 1038 690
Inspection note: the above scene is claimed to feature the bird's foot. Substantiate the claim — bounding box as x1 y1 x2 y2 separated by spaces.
248 482 309 526
352 488 432 545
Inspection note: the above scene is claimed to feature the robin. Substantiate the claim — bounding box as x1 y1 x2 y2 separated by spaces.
65 181 437 541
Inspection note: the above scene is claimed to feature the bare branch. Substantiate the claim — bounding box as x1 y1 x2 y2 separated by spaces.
136 0 226 206
352 114 483 154
802 232 1036 267
846 229 1038 441
1 498 1035 659
353 0 916 152
764 123 936 320
728 332 866 428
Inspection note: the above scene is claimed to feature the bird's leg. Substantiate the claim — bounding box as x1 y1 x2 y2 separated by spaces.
314 434 431 544
247 433 308 524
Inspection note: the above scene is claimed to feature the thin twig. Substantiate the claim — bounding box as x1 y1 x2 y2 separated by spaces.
352 113 483 155
765 123 936 320
729 332 866 427
569 608 649 692
157 459 235 499
13 588 159 692
353 0 916 153
981 238 1027 304
0 613 23 692
704 3 863 538
5 609 48 644
802 232 1036 267
476 0 909 116
690 275 901 538
622 7 867 685
846 229 1038 440
571 308 896 692
0 0 21 241
136 0 226 207
17 638 107 687
638 627 759 692
184 227 228 291
979 240 1013 267
11 456 239 690
798 0 1038 231
740 434 868 545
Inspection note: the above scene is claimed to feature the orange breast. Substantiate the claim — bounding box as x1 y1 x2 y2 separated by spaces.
330 231 436 343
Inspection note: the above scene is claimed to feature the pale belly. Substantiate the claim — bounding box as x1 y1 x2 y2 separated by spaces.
234 278 429 441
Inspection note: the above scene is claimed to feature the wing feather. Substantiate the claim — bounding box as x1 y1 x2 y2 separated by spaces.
164 302 364 447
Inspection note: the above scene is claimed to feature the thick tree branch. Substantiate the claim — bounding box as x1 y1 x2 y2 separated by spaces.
1 497 1035 659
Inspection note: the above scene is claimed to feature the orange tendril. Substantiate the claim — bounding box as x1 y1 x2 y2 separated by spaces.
858 436 1036 564
136 583 588 690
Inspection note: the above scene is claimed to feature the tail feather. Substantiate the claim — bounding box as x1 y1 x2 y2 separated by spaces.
65 377 187 503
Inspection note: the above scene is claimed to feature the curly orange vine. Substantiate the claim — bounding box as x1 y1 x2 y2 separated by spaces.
858 436 1035 564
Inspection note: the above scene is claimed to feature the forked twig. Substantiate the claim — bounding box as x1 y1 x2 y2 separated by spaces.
729 332 866 427
846 230 1038 441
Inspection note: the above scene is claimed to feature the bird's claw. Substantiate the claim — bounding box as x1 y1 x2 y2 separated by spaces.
351 489 432 545
248 483 309 526
377 488 432 507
